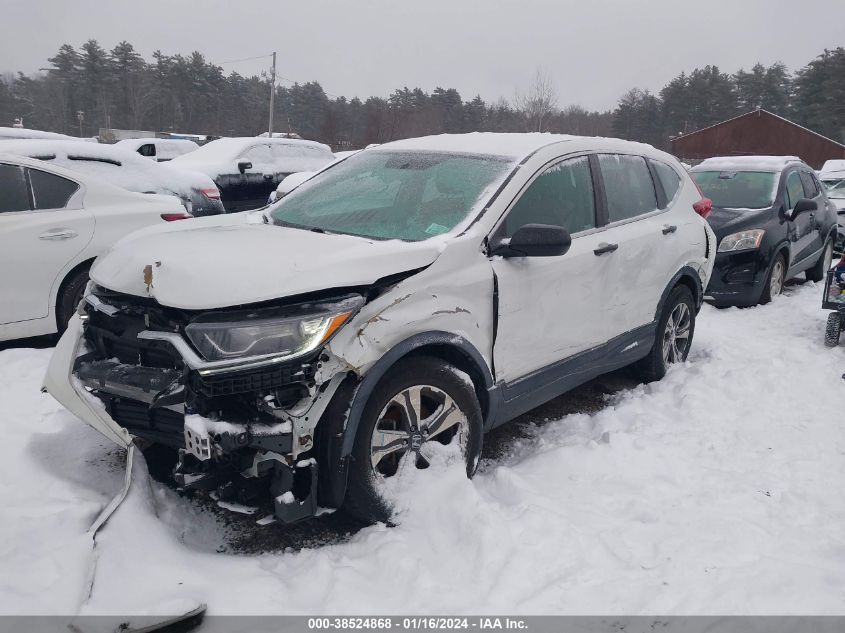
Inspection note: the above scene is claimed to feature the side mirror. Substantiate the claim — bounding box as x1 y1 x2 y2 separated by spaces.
491 223 572 258
788 198 817 220
237 161 253 174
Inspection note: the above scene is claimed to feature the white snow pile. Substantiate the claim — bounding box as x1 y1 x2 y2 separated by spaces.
170 137 335 179
1 282 844 615
0 126 96 142
0 139 216 198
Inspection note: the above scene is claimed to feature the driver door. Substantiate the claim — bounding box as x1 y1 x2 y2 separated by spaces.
490 155 616 383
784 169 819 266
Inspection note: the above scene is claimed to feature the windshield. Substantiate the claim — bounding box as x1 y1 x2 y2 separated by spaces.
691 170 777 210
822 178 845 198
269 150 511 241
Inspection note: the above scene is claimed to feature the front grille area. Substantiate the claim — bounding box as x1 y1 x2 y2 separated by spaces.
103 395 186 448
77 287 319 443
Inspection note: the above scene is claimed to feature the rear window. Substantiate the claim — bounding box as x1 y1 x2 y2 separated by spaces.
691 171 777 210
29 168 79 209
598 154 658 222
0 164 31 212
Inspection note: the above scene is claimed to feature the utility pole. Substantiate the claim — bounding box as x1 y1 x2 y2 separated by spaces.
268 51 276 137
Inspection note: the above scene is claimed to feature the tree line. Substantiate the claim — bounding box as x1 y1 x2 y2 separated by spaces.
1 40 843 150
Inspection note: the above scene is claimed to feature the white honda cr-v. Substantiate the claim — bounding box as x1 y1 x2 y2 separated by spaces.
44 133 715 524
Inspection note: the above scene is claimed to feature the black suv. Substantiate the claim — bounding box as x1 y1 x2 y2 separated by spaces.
691 156 838 306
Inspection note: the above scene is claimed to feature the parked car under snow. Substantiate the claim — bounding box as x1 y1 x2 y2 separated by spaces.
114 138 200 162
45 132 716 526
0 140 224 216
170 137 335 212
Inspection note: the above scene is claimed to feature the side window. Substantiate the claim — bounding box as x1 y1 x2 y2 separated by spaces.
0 164 32 212
240 144 272 164
598 154 658 222
28 168 79 210
650 160 681 207
798 171 818 198
138 144 156 158
785 171 805 208
505 156 596 236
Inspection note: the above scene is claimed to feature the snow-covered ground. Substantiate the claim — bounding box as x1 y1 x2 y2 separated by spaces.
1 281 844 616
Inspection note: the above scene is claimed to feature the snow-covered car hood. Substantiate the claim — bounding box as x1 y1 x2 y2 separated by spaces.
90 213 443 310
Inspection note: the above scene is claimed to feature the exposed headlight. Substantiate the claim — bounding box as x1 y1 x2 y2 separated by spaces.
718 229 765 253
185 295 363 363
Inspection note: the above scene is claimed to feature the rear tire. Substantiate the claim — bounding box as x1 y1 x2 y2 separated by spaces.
760 254 786 305
634 285 696 383
343 356 483 524
56 267 89 333
825 312 842 348
807 238 833 283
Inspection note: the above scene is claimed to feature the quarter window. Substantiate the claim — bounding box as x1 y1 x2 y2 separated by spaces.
599 154 658 222
28 168 79 209
505 156 596 236
785 171 805 208
0 164 31 212
651 160 681 206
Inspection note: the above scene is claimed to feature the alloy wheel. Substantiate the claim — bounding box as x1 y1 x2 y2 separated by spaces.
662 302 691 365
370 385 468 477
770 259 785 297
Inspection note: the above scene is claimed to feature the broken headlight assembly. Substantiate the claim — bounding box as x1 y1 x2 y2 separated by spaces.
185 294 363 366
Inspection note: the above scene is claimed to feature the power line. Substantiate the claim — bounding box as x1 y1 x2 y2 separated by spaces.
218 53 273 66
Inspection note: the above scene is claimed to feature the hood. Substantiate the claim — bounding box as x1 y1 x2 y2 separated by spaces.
707 206 774 238
90 213 443 310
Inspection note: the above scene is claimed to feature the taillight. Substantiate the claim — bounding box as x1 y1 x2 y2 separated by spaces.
161 213 191 221
201 187 221 200
691 179 712 219
693 198 712 219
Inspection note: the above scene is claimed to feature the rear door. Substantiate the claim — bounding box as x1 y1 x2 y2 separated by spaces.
491 154 615 382
594 154 668 332
0 164 94 324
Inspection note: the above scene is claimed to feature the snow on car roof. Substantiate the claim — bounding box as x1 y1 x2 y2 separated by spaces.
173 136 333 163
820 159 845 179
692 156 803 172
0 126 95 142
377 132 665 162
379 132 576 158
0 139 214 196
115 137 200 151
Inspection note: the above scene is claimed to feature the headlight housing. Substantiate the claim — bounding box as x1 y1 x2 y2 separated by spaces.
185 294 363 364
718 229 765 253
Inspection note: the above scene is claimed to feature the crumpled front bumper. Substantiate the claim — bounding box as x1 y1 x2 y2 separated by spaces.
43 315 132 448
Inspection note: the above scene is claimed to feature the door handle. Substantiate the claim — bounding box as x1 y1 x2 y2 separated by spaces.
593 242 619 255
662 224 677 235
39 229 78 240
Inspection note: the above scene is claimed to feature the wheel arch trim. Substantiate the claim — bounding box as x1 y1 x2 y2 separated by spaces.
339 331 494 457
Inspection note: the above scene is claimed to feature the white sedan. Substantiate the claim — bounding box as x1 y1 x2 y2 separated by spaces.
0 154 189 342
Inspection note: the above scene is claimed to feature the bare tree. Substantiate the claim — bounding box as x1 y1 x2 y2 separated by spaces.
514 69 558 132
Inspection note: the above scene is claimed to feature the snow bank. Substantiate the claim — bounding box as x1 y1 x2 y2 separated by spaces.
0 139 215 197
2 283 845 615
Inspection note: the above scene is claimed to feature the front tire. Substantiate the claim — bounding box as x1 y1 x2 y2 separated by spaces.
343 356 483 524
807 238 834 283
56 267 89 333
825 312 842 347
634 285 696 383
760 254 786 304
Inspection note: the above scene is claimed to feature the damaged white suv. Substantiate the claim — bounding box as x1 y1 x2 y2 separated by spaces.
44 133 715 524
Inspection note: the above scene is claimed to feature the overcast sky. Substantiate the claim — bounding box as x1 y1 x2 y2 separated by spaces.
2 0 844 110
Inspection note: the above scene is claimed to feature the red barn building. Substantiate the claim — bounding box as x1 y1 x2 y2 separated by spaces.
670 109 845 169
